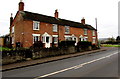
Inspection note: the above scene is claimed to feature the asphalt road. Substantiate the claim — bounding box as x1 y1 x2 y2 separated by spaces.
2 47 119 79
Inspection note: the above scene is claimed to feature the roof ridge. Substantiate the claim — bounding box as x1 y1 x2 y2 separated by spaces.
21 11 96 30
23 11 82 24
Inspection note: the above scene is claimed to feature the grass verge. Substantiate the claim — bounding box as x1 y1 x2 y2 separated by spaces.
102 44 120 47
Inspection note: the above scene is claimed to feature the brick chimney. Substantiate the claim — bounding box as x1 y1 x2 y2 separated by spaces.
81 17 85 25
18 0 24 11
10 13 13 26
54 9 58 18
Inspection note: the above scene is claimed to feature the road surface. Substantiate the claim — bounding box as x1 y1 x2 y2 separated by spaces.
2 47 119 79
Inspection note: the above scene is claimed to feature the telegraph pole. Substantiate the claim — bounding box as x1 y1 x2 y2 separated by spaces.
95 18 97 31
95 18 99 48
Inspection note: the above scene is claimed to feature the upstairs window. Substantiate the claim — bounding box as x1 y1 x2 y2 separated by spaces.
33 21 40 30
65 26 70 34
53 24 58 32
92 30 95 36
84 29 87 35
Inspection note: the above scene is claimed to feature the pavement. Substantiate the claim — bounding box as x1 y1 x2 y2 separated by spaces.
2 47 108 71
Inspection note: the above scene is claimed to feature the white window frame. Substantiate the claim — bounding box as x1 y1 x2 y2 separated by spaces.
53 24 58 32
12 26 14 33
84 37 88 41
92 37 96 44
12 37 14 44
33 21 40 30
84 29 87 35
42 36 45 43
65 35 72 41
65 26 70 34
92 30 95 36
32 34 40 44
79 35 83 41
52 35 58 44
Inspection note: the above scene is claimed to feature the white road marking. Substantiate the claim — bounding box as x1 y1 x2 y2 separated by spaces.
74 65 83 69
34 52 118 79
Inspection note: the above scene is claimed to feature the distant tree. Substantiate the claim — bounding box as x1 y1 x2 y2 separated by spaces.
107 37 115 42
116 36 120 42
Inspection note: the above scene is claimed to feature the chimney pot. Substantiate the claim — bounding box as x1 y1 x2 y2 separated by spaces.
54 9 58 18
81 17 85 24
18 1 24 11
10 13 13 26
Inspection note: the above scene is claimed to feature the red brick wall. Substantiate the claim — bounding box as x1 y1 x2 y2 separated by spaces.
70 27 84 39
87 29 92 42
10 12 98 47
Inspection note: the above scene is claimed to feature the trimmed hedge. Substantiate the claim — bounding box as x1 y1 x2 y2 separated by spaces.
59 41 76 47
32 41 43 48
77 41 92 47
77 41 92 51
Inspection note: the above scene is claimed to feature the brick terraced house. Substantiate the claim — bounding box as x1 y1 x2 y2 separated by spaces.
10 1 98 48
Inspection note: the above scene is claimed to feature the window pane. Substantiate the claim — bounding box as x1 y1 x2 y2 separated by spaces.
33 21 39 30
12 26 14 33
65 37 72 41
84 29 87 35
53 37 58 43
33 36 39 43
65 26 69 34
93 38 96 43
53 24 57 32
93 30 95 36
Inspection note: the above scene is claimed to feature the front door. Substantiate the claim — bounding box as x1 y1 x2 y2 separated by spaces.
45 37 50 48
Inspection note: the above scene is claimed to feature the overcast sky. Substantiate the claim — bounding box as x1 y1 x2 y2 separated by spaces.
0 0 119 38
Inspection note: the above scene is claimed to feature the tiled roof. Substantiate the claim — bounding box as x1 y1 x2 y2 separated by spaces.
21 11 96 30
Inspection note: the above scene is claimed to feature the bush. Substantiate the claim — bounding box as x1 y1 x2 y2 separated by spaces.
77 41 92 47
32 41 43 48
59 41 76 47
77 41 92 51
92 44 98 50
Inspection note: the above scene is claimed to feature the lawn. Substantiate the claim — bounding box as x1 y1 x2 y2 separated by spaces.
102 44 120 47
0 47 11 51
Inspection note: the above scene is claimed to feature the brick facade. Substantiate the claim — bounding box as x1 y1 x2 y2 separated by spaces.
10 1 98 48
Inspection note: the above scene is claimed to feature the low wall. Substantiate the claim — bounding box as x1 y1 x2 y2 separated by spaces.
2 46 76 65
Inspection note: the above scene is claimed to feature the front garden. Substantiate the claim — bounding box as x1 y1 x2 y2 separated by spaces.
1 41 99 65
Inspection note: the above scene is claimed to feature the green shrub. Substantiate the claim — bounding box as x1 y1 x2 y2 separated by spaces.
77 41 92 47
32 41 43 48
92 45 98 50
77 41 92 51
59 41 76 47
